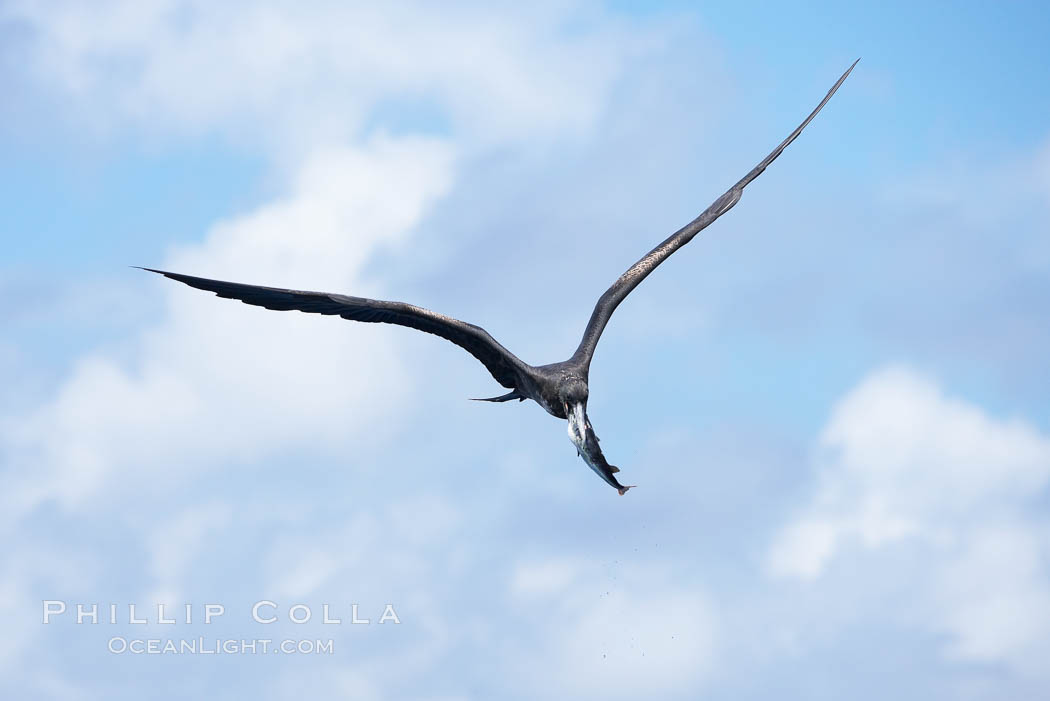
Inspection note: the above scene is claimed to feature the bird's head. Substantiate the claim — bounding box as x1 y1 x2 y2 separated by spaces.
560 379 589 415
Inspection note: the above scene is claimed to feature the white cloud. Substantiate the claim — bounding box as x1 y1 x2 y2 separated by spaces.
554 588 714 698
1 135 453 521
767 366 1050 669
3 0 640 151
242 493 476 700
507 557 716 698
0 541 96 674
147 500 232 599
261 494 461 603
765 517 839 581
935 526 1050 667
510 557 582 597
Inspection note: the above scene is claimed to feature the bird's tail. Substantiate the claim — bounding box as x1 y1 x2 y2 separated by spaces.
470 390 525 402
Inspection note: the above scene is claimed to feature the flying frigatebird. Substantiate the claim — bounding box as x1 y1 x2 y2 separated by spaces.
141 60 857 495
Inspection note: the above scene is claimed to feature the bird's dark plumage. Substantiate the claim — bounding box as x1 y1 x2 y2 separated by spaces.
135 268 530 390
140 60 857 495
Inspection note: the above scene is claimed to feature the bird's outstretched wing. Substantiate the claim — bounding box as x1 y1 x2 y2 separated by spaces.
140 268 529 389
571 59 858 366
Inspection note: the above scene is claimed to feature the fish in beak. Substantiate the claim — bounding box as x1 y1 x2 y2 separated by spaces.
566 402 634 495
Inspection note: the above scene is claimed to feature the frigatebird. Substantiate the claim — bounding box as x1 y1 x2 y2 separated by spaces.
141 61 857 495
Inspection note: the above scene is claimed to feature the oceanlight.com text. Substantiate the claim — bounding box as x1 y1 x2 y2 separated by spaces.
107 637 335 655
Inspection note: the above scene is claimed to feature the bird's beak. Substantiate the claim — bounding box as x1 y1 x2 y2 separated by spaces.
566 402 587 447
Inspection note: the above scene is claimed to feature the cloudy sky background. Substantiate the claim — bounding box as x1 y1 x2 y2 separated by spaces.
2 1 1049 698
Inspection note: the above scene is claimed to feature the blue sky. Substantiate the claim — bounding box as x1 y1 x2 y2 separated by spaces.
2 2 1050 699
